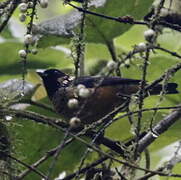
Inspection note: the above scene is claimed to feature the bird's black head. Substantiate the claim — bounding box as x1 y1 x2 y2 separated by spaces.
37 69 66 80
37 69 67 98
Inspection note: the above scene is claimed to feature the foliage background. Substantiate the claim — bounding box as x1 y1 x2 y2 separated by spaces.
0 0 181 179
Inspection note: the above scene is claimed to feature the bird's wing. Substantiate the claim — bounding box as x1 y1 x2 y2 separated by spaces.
73 76 141 88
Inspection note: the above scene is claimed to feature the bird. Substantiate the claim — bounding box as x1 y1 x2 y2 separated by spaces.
37 69 178 125
64 0 84 3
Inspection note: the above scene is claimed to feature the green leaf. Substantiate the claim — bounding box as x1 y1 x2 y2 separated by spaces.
0 42 73 81
0 24 14 39
85 0 154 43
34 0 154 47
13 99 86 180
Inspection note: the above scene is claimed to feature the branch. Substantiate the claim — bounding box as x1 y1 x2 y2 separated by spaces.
20 99 55 113
6 154 47 179
0 108 68 128
68 2 147 26
68 2 181 33
0 0 11 8
0 0 20 33
17 137 75 179
154 45 181 59
135 49 150 158
62 156 108 180
138 107 181 153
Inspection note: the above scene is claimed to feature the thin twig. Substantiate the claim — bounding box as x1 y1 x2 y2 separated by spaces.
62 156 108 180
0 108 68 128
68 2 148 26
17 137 74 180
21 99 55 112
5 154 47 179
0 0 20 33
22 0 38 93
154 46 181 59
0 0 12 8
74 1 87 77
1 106 181 177
106 40 121 76
135 49 150 159
46 128 71 180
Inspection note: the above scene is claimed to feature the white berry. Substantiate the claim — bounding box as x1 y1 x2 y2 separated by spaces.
28 2 34 8
19 3 28 13
144 29 155 42
136 42 147 52
125 59 130 65
77 84 86 90
107 61 117 71
69 117 81 128
19 13 26 22
24 34 34 45
78 88 91 98
160 8 169 17
67 98 79 109
18 49 27 58
5 115 13 121
0 9 4 15
31 48 38 54
40 0 48 8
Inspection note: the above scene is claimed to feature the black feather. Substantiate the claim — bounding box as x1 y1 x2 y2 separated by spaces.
149 83 179 95
73 76 141 88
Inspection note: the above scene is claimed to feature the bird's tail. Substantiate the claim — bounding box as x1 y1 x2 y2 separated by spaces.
149 83 178 95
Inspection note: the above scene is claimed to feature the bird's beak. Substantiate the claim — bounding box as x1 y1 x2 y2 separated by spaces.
36 69 45 78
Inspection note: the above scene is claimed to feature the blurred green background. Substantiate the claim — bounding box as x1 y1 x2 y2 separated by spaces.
0 0 181 179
